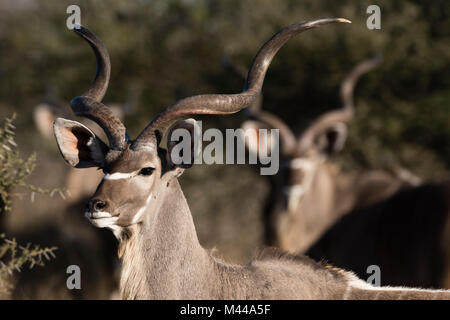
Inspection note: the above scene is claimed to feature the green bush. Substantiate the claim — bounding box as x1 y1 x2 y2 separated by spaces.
0 115 57 294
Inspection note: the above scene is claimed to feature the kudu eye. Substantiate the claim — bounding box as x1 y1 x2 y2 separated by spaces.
139 167 154 176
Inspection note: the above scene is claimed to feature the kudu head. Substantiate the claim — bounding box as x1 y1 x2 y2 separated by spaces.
34 99 127 203
242 54 382 249
53 19 350 239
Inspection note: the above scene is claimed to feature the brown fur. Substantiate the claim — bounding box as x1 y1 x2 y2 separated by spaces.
267 153 414 253
308 178 450 289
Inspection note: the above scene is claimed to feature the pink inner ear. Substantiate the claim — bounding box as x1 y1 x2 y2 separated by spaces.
58 127 80 157
58 128 80 166
242 121 262 154
67 131 79 150
252 128 260 153
54 117 107 168
34 105 56 138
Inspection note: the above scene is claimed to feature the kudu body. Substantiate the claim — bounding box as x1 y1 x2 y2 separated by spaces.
308 177 450 289
53 19 450 299
240 56 419 253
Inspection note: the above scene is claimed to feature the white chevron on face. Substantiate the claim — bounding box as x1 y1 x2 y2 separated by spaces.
104 171 138 180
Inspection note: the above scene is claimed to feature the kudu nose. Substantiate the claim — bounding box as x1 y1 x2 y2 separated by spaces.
89 198 107 212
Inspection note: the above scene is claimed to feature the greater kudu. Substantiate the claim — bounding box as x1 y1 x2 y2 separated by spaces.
241 55 419 253
53 19 450 299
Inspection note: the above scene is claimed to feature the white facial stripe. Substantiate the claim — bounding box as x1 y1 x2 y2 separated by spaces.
104 172 137 180
284 185 305 212
282 157 324 212
289 158 317 170
132 193 153 224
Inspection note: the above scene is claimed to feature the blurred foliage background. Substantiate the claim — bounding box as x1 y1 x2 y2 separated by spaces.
0 0 448 298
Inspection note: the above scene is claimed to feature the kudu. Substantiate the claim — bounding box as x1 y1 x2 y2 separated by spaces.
53 19 450 299
241 55 420 253
240 53 450 289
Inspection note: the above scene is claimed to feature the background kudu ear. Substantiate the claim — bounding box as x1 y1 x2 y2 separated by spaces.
34 104 57 139
314 122 348 155
241 120 275 158
53 118 109 168
166 119 201 170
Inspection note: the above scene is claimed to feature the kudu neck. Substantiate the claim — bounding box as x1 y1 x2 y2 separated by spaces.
274 157 357 253
119 177 214 299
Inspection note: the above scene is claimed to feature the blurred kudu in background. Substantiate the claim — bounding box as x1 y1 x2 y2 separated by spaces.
234 56 450 289
231 55 419 252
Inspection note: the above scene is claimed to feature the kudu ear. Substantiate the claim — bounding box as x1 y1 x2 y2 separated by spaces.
34 104 56 139
53 118 109 168
314 122 348 155
241 120 274 157
165 119 201 171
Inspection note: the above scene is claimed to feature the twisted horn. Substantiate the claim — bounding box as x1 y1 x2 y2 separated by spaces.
133 18 351 149
340 53 383 113
221 55 264 114
297 54 382 152
250 111 298 156
70 25 127 150
223 56 298 155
